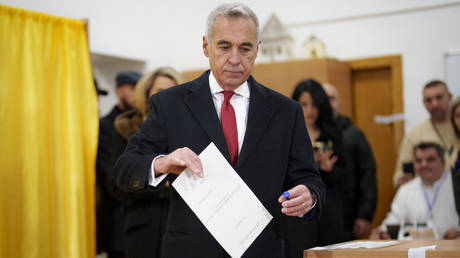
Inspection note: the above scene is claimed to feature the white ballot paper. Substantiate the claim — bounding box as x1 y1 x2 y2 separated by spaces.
310 240 400 250
172 142 273 258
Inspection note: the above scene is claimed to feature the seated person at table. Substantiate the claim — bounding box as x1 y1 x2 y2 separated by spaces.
370 142 460 240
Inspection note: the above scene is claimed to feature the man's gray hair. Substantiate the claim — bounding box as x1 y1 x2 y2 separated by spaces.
205 3 259 42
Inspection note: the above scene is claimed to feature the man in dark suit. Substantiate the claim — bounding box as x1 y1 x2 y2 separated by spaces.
114 3 325 257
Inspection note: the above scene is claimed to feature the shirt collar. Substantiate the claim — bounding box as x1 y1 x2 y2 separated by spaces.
433 170 448 187
209 71 250 98
423 170 449 189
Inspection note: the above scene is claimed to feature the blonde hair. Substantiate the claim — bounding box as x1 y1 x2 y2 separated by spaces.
134 67 184 117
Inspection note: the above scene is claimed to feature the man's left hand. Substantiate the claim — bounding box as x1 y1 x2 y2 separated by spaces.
353 218 372 238
278 185 315 217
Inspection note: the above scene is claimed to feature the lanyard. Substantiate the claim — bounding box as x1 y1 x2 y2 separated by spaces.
421 172 448 218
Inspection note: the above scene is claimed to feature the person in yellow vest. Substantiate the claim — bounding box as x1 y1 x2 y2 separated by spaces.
394 80 455 188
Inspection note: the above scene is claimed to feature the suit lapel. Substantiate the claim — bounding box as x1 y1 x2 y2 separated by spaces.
183 72 232 163
238 77 278 168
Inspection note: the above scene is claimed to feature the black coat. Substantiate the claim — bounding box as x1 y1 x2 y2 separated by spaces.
337 115 377 239
96 106 125 253
114 71 325 258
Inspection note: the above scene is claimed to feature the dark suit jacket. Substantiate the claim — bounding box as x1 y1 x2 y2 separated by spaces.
114 71 325 258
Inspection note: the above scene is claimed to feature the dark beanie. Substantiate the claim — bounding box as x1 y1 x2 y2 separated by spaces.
116 71 142 87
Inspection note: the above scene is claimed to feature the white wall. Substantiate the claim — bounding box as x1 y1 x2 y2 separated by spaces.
2 0 460 129
446 51 460 99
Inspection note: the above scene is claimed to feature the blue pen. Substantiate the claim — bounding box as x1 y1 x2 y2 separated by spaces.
282 191 290 199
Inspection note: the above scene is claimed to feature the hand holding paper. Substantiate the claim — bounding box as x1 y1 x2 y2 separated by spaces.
154 147 203 177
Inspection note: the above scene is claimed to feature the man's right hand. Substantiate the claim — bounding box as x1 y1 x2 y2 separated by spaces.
154 147 203 177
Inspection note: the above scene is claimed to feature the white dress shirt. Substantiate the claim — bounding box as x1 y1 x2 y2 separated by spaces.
149 72 250 186
209 71 250 152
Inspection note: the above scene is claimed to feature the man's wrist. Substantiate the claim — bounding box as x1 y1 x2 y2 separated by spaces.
149 155 168 187
153 155 166 176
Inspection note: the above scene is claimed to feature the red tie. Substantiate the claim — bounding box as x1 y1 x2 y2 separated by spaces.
221 91 238 167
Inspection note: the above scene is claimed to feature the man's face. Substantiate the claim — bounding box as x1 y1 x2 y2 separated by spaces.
116 84 136 110
414 147 445 185
203 16 259 91
423 84 452 122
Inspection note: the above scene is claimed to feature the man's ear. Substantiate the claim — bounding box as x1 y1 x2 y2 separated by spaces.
255 40 261 57
203 36 209 57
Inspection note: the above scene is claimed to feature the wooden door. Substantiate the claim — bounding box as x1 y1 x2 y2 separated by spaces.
346 55 404 228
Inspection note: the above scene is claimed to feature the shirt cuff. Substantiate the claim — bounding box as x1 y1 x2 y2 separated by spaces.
149 155 168 187
310 192 317 210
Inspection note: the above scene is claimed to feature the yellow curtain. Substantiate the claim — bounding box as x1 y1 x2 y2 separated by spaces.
0 5 97 258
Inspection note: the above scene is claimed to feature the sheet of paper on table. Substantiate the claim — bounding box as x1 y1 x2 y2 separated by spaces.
310 240 400 250
172 142 273 258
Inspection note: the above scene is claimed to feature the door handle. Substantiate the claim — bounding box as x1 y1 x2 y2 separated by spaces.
374 113 405 124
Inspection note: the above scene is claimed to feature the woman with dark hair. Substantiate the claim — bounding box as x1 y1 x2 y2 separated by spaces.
283 79 346 257
292 79 342 150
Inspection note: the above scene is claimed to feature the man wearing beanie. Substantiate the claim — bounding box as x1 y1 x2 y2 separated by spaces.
96 71 141 258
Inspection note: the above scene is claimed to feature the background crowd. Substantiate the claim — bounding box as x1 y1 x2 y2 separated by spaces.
96 65 460 258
